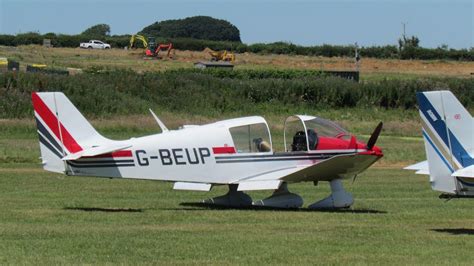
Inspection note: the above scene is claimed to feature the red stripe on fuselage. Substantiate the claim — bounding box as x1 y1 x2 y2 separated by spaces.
86 150 133 158
32 92 83 153
213 146 236 154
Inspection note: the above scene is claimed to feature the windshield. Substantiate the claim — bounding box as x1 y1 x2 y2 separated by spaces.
304 118 348 138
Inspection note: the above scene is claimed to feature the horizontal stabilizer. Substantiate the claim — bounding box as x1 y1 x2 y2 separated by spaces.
404 161 430 175
415 169 430 175
451 165 474 178
62 144 131 160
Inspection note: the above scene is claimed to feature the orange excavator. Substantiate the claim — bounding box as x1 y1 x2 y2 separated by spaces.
130 35 174 59
146 39 174 59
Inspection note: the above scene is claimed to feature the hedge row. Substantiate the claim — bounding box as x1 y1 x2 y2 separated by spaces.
1 70 473 119
166 68 330 79
0 33 473 61
0 33 130 49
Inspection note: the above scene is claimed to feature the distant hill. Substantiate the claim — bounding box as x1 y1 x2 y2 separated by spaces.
140 16 241 42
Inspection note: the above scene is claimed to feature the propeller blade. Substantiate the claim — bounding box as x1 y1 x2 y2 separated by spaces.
366 122 383 150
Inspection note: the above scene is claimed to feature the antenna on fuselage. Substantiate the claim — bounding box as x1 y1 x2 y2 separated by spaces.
149 108 169 133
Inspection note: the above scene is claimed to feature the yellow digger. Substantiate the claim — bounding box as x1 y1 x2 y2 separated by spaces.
129 34 148 49
204 47 235 62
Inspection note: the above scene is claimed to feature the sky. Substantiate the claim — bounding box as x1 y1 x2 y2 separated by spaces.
0 0 473 49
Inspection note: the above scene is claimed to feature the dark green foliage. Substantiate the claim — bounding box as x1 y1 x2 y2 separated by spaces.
0 34 15 46
141 16 241 42
1 70 473 119
103 35 131 48
169 68 327 79
81 24 111 37
0 33 472 60
12 32 43 46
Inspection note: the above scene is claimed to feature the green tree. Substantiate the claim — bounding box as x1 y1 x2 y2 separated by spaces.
82 24 111 37
398 35 420 51
141 16 241 42
398 35 421 59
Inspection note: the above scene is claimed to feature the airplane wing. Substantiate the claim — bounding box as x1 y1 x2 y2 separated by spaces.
234 153 381 191
62 144 132 160
404 160 430 175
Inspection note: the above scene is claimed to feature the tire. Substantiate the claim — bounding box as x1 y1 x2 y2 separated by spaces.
88 46 92 49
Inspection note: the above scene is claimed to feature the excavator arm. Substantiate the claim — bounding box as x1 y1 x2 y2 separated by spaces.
204 47 235 62
129 34 148 49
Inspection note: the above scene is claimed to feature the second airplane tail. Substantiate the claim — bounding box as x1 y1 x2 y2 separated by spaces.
415 90 474 195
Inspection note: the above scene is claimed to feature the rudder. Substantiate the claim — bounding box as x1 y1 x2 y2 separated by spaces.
32 92 108 173
416 90 474 194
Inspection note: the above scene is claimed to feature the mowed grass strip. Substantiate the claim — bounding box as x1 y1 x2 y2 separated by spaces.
0 167 473 264
0 114 470 264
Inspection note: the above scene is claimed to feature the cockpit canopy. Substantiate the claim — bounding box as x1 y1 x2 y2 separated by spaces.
284 115 349 152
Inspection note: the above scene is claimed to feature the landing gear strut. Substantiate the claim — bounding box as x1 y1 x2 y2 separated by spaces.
308 179 353 209
253 182 303 208
202 184 252 207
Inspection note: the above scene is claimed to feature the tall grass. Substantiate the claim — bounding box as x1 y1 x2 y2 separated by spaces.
1 70 473 119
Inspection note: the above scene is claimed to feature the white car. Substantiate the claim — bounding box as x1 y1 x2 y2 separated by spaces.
80 40 111 49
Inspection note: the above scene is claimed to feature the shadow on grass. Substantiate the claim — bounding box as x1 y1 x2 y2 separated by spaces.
178 202 387 214
64 207 144 213
431 228 474 235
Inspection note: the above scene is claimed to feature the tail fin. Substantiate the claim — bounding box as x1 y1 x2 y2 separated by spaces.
416 90 474 194
32 92 108 173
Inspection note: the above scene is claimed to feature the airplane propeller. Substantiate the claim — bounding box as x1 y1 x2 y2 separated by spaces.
366 122 383 150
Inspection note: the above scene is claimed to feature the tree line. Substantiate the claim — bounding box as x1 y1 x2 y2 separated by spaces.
0 32 472 61
1 17 473 61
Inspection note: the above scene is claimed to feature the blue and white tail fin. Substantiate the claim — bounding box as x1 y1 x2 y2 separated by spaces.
408 90 474 196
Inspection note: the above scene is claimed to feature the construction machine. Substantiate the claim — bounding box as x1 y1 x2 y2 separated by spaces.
129 34 148 49
146 38 174 58
204 47 235 62
129 35 174 59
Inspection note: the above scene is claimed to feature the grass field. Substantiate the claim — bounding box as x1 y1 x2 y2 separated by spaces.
2 45 474 80
2 44 474 264
1 114 473 264
1 166 473 264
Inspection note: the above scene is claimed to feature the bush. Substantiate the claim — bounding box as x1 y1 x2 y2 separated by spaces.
0 34 15 46
12 32 43 46
1 70 473 119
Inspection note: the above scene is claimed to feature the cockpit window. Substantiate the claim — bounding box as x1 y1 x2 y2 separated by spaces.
229 123 272 153
304 118 348 138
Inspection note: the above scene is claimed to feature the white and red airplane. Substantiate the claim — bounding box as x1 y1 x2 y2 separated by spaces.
32 92 383 209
